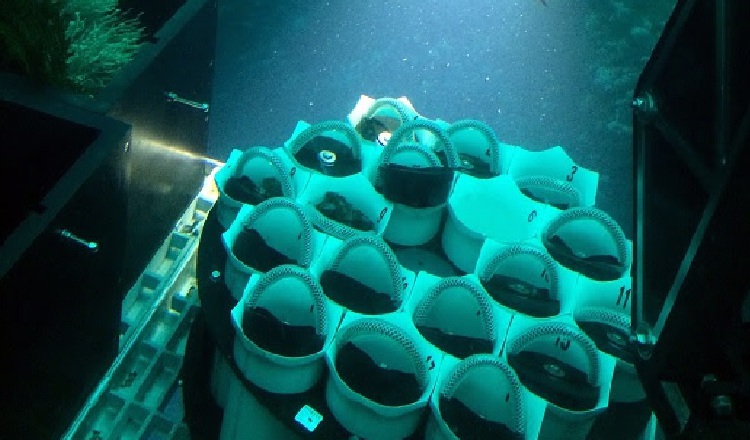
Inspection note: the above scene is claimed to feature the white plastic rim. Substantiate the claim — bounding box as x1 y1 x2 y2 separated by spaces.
476 243 563 317
215 147 295 230
287 120 363 177
230 265 329 394
412 276 496 354
507 322 600 386
298 173 392 240
233 335 326 395
324 318 430 439
446 119 502 176
432 354 526 439
221 199 316 299
325 373 426 440
541 206 631 280
442 203 485 273
383 202 444 246
516 175 582 209
215 162 244 229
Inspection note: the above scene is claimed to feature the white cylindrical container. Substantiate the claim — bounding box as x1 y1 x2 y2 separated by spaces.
506 321 604 440
230 265 335 394
214 147 296 229
446 119 502 178
285 120 364 179
443 174 549 273
222 198 317 300
324 317 435 440
411 276 497 359
297 173 393 240
475 242 566 318
375 126 454 246
427 354 526 440
541 207 631 282
316 234 408 314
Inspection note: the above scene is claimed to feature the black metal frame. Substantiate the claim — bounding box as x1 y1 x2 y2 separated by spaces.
633 0 750 437
0 0 217 437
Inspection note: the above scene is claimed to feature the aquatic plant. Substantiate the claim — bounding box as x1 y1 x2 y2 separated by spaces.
0 0 145 94
0 0 69 87
64 3 145 94
61 0 119 18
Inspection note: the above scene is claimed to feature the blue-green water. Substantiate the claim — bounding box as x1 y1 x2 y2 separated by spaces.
209 0 674 238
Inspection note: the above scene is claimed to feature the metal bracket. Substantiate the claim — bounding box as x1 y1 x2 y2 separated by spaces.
57 228 99 253
165 91 209 112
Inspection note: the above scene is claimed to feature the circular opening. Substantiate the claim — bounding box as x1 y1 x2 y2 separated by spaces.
576 320 634 364
377 131 392 147
320 269 398 314
438 360 523 439
507 349 599 411
315 192 375 232
335 338 422 406
356 114 401 142
295 135 360 176
416 324 493 359
225 175 283 206
457 153 492 178
319 149 337 164
479 251 559 318
232 226 296 272
242 305 323 357
543 216 626 281
414 280 494 358
606 330 627 348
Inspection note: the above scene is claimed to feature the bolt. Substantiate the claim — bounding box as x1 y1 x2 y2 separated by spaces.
631 321 656 360
711 395 733 417
702 374 718 387
632 91 658 121
210 270 221 282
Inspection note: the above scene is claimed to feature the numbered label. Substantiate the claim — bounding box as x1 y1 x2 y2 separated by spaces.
566 165 578 182
555 336 571 351
616 286 632 309
540 268 550 283
527 210 538 222
426 355 436 371
378 207 388 222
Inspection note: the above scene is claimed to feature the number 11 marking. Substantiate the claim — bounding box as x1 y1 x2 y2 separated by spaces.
616 286 631 309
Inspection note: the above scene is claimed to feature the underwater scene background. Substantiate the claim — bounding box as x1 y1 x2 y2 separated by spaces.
0 0 688 438
209 0 675 239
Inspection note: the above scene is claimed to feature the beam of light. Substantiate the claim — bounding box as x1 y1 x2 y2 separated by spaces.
136 136 225 169
200 165 221 202
136 136 225 201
